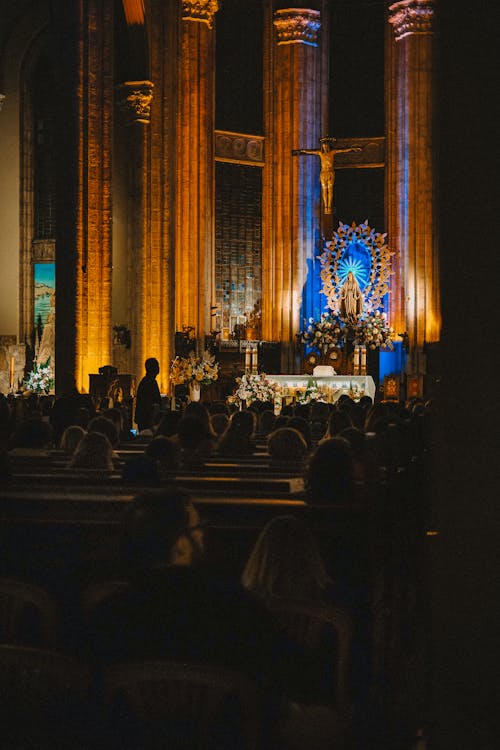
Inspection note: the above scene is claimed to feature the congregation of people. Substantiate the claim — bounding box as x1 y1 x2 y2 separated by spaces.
0 372 433 749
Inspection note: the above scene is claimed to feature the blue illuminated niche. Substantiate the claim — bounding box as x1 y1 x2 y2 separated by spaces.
338 241 372 291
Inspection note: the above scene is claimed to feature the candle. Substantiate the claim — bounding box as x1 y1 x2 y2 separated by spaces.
361 346 367 372
9 356 14 389
353 346 360 374
251 347 258 373
245 348 251 371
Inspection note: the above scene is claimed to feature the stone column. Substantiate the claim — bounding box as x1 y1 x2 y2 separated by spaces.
53 0 114 393
116 81 154 390
175 0 219 348
387 0 440 373
263 6 327 373
146 0 178 395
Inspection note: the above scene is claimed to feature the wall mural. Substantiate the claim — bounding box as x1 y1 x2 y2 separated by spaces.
34 262 55 368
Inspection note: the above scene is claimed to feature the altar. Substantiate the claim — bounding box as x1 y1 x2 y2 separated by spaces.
267 374 376 403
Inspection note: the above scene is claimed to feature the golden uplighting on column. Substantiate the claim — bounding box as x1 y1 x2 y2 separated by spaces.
122 0 145 26
387 0 440 367
181 0 219 29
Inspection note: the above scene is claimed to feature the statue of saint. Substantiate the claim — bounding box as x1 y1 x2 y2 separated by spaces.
340 271 363 322
292 137 362 214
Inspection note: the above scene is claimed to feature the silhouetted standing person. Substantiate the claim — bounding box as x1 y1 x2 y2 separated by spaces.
135 357 161 432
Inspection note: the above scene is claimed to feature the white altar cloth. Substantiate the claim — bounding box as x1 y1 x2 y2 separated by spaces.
267 374 376 402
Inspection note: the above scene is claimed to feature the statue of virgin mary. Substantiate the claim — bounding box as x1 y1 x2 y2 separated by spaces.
339 271 363 322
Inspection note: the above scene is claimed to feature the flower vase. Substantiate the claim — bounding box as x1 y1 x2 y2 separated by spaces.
190 381 201 402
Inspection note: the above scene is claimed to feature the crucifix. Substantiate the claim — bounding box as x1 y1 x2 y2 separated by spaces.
292 136 362 214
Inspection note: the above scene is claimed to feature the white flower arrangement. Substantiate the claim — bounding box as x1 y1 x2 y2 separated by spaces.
228 372 279 407
301 309 395 354
353 310 394 350
24 358 54 394
294 380 328 405
170 350 219 386
301 313 345 354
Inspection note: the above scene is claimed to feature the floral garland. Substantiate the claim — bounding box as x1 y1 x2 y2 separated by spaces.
228 372 279 407
24 358 54 394
302 310 394 354
170 350 219 386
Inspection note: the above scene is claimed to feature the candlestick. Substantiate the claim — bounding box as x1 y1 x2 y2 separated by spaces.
245 348 251 371
9 356 14 389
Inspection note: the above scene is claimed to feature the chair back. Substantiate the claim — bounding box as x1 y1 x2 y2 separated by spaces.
102 660 261 750
0 577 59 647
264 597 352 712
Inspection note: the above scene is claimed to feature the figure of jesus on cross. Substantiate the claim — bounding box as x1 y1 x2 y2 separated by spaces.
292 137 362 214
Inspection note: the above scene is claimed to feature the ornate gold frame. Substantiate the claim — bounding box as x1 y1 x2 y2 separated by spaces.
319 220 394 315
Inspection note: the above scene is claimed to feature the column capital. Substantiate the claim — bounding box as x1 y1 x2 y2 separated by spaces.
388 0 435 41
181 0 219 30
116 81 154 125
273 8 321 47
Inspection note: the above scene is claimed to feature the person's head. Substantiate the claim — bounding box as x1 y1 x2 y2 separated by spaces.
227 409 256 437
122 488 204 572
103 407 124 433
216 409 257 456
273 415 289 430
60 424 86 454
305 437 354 505
145 435 180 470
155 410 181 437
358 395 373 411
242 515 331 601
69 431 114 470
287 416 312 450
87 415 119 447
210 412 229 437
310 400 330 421
258 409 276 436
324 408 352 438
339 426 367 459
74 407 91 430
145 357 160 377
177 415 208 452
294 403 311 422
267 427 308 463
184 401 216 439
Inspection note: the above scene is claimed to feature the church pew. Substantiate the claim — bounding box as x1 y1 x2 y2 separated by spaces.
5 471 306 499
0 484 372 601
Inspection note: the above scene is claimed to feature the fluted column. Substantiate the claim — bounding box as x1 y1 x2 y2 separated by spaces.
116 81 154 390
387 0 440 373
263 6 327 372
53 0 114 393
175 0 219 347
